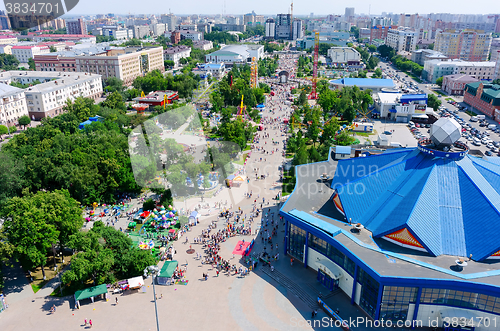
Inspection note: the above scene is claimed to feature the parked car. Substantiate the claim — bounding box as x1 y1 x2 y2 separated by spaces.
485 151 493 156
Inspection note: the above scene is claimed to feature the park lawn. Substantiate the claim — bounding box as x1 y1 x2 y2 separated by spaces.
29 252 73 293
354 131 374 137
434 90 447 96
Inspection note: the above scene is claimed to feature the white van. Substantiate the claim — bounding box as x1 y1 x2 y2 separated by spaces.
473 138 481 146
470 116 478 122
488 124 497 130
476 115 486 120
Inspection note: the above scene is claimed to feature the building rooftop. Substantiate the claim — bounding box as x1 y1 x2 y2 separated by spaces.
164 45 191 54
281 147 500 286
330 78 395 88
0 71 100 94
444 74 480 83
0 83 23 96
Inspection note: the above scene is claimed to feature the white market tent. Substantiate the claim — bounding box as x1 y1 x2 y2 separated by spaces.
128 276 144 289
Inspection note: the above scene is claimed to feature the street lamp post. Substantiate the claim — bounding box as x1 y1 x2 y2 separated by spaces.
144 265 161 331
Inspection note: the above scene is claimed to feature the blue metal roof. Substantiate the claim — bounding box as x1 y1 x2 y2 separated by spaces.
334 150 500 260
335 145 351 154
400 94 427 102
329 78 395 88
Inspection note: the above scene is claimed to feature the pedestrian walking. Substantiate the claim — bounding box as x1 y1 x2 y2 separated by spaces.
115 297 118 304
89 319 92 328
84 318 87 326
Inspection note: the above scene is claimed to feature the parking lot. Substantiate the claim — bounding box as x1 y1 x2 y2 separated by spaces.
377 60 500 157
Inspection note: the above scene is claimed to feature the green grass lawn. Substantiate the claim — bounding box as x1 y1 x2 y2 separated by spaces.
434 90 447 96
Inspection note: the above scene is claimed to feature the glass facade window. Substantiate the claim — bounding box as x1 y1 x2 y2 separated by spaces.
421 288 500 314
380 286 418 322
358 269 380 318
308 233 355 277
288 223 306 262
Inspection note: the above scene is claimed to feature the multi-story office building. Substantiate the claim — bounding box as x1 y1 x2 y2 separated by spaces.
66 19 87 35
386 27 418 52
422 59 496 83
0 71 102 120
35 46 163 86
75 47 164 86
434 29 492 62
11 45 50 63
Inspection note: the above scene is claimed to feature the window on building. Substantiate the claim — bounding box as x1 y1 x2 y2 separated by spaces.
358 269 380 318
287 223 306 262
380 286 417 322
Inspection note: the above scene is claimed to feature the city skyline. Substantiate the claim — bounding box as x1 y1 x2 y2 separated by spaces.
1 0 496 17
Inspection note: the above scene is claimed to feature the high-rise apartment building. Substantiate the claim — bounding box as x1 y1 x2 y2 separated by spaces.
344 7 355 23
66 19 87 35
435 29 492 62
386 27 418 52
265 18 275 40
161 14 177 32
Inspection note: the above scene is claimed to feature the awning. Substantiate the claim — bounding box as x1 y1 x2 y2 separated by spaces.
127 276 144 289
316 259 343 280
412 114 428 119
158 261 178 278
74 284 108 301
389 109 397 113
439 309 479 327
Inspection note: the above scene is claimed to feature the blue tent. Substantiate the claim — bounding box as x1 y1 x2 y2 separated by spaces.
256 104 265 109
78 120 93 130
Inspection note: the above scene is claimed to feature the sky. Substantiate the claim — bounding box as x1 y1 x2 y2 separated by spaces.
61 0 495 16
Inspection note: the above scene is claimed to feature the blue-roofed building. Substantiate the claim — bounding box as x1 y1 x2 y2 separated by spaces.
329 78 395 92
280 119 500 328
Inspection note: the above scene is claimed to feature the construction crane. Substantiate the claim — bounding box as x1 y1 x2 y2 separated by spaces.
250 57 258 89
308 31 319 100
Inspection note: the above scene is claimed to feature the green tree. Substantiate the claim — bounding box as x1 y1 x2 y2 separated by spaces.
101 91 126 111
1 197 60 279
436 77 443 88
0 125 8 135
27 58 35 70
428 94 441 111
0 152 25 203
18 115 31 129
104 77 125 94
